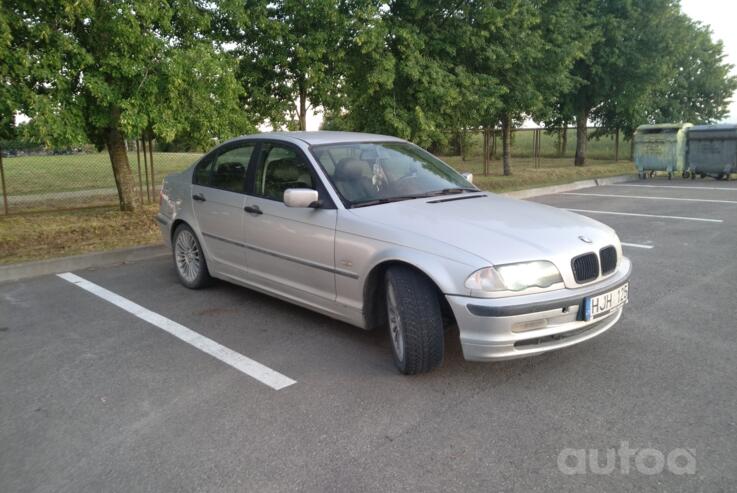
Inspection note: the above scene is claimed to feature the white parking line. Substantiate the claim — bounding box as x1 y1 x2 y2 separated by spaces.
57 272 296 390
611 184 737 191
562 192 737 204
566 208 723 223
621 242 654 250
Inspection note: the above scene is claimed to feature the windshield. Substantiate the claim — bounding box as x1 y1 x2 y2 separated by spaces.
311 142 477 207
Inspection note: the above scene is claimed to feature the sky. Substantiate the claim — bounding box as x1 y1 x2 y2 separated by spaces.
301 0 737 130
680 0 737 123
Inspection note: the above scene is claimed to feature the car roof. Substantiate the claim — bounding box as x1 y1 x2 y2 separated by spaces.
228 131 407 146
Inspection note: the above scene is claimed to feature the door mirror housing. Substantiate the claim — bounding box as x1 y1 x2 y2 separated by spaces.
461 172 474 184
284 188 320 208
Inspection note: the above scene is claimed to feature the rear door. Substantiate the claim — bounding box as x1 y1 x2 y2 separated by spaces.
191 142 255 279
242 142 338 302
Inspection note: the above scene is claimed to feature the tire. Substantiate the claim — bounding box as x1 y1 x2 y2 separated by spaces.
385 266 444 374
682 171 690 179
668 172 672 180
172 224 212 289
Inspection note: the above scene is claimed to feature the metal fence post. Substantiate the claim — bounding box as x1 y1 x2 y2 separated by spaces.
0 147 8 215
141 136 150 203
148 136 155 200
135 139 144 203
482 128 489 176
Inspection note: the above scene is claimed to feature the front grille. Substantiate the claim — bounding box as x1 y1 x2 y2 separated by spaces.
600 246 617 275
572 252 599 284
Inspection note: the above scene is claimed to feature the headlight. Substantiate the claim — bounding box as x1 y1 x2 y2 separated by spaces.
465 261 563 293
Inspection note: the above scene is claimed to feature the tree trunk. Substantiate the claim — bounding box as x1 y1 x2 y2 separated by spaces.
614 128 620 162
561 126 568 157
298 78 307 131
501 114 512 176
460 128 466 161
574 109 589 166
491 129 497 158
106 117 140 211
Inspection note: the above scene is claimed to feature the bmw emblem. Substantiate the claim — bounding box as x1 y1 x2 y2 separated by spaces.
579 235 593 244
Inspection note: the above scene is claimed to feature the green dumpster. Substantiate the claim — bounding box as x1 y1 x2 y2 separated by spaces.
633 123 691 180
685 124 737 180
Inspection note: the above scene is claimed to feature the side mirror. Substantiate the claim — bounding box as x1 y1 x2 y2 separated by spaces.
461 172 474 184
284 188 320 208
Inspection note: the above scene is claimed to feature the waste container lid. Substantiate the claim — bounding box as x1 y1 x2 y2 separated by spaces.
635 123 692 134
688 124 737 133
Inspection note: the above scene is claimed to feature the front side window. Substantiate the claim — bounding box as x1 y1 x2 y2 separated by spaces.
253 144 315 201
194 144 254 193
312 142 476 207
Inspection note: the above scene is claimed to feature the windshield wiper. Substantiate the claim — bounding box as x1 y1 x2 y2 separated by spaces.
424 187 479 196
351 196 419 208
350 188 480 208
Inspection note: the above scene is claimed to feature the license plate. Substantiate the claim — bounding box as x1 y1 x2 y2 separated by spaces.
583 283 629 321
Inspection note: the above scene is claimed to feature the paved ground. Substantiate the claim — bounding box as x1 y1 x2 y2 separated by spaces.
1 179 736 492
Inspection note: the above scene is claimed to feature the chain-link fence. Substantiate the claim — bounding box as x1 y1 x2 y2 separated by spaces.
435 127 631 164
0 140 202 214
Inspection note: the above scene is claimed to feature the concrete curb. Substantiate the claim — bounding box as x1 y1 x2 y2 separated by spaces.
0 244 169 283
1 174 637 283
501 174 636 199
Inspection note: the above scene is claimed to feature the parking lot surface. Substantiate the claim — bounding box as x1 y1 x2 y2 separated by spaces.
1 179 736 492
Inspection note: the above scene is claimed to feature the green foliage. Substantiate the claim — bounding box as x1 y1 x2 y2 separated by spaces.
645 16 737 126
546 0 736 142
4 0 253 149
221 0 360 130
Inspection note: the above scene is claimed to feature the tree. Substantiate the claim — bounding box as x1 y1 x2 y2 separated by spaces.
644 15 737 126
474 0 592 175
5 0 250 211
549 0 680 166
335 1 503 147
222 0 356 131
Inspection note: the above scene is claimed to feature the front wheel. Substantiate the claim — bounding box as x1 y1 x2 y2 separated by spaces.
385 266 444 374
172 224 212 289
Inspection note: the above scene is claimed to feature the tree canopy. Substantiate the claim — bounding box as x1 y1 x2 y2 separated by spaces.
2 0 736 209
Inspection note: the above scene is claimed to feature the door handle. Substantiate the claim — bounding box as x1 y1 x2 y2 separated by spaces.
192 193 206 202
244 205 263 215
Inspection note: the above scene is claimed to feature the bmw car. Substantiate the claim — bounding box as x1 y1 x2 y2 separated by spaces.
156 131 631 374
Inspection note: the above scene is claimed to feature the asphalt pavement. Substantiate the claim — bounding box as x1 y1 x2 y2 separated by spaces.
1 179 736 492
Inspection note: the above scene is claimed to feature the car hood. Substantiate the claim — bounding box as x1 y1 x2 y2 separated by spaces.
347 193 620 266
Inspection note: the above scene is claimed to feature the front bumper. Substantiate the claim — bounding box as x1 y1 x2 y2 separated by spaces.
447 257 631 361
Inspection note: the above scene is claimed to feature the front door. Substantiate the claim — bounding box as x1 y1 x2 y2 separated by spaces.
191 142 255 278
243 142 337 302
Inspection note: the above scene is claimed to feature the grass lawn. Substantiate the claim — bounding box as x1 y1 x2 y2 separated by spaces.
2 152 201 196
0 155 634 265
442 155 635 192
0 204 162 265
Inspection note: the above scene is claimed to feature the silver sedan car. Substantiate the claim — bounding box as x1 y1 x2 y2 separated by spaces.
156 131 631 374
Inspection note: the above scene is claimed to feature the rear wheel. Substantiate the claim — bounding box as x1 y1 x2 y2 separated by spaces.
385 266 444 374
173 224 212 289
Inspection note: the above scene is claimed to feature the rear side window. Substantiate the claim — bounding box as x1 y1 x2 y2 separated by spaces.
194 144 255 193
